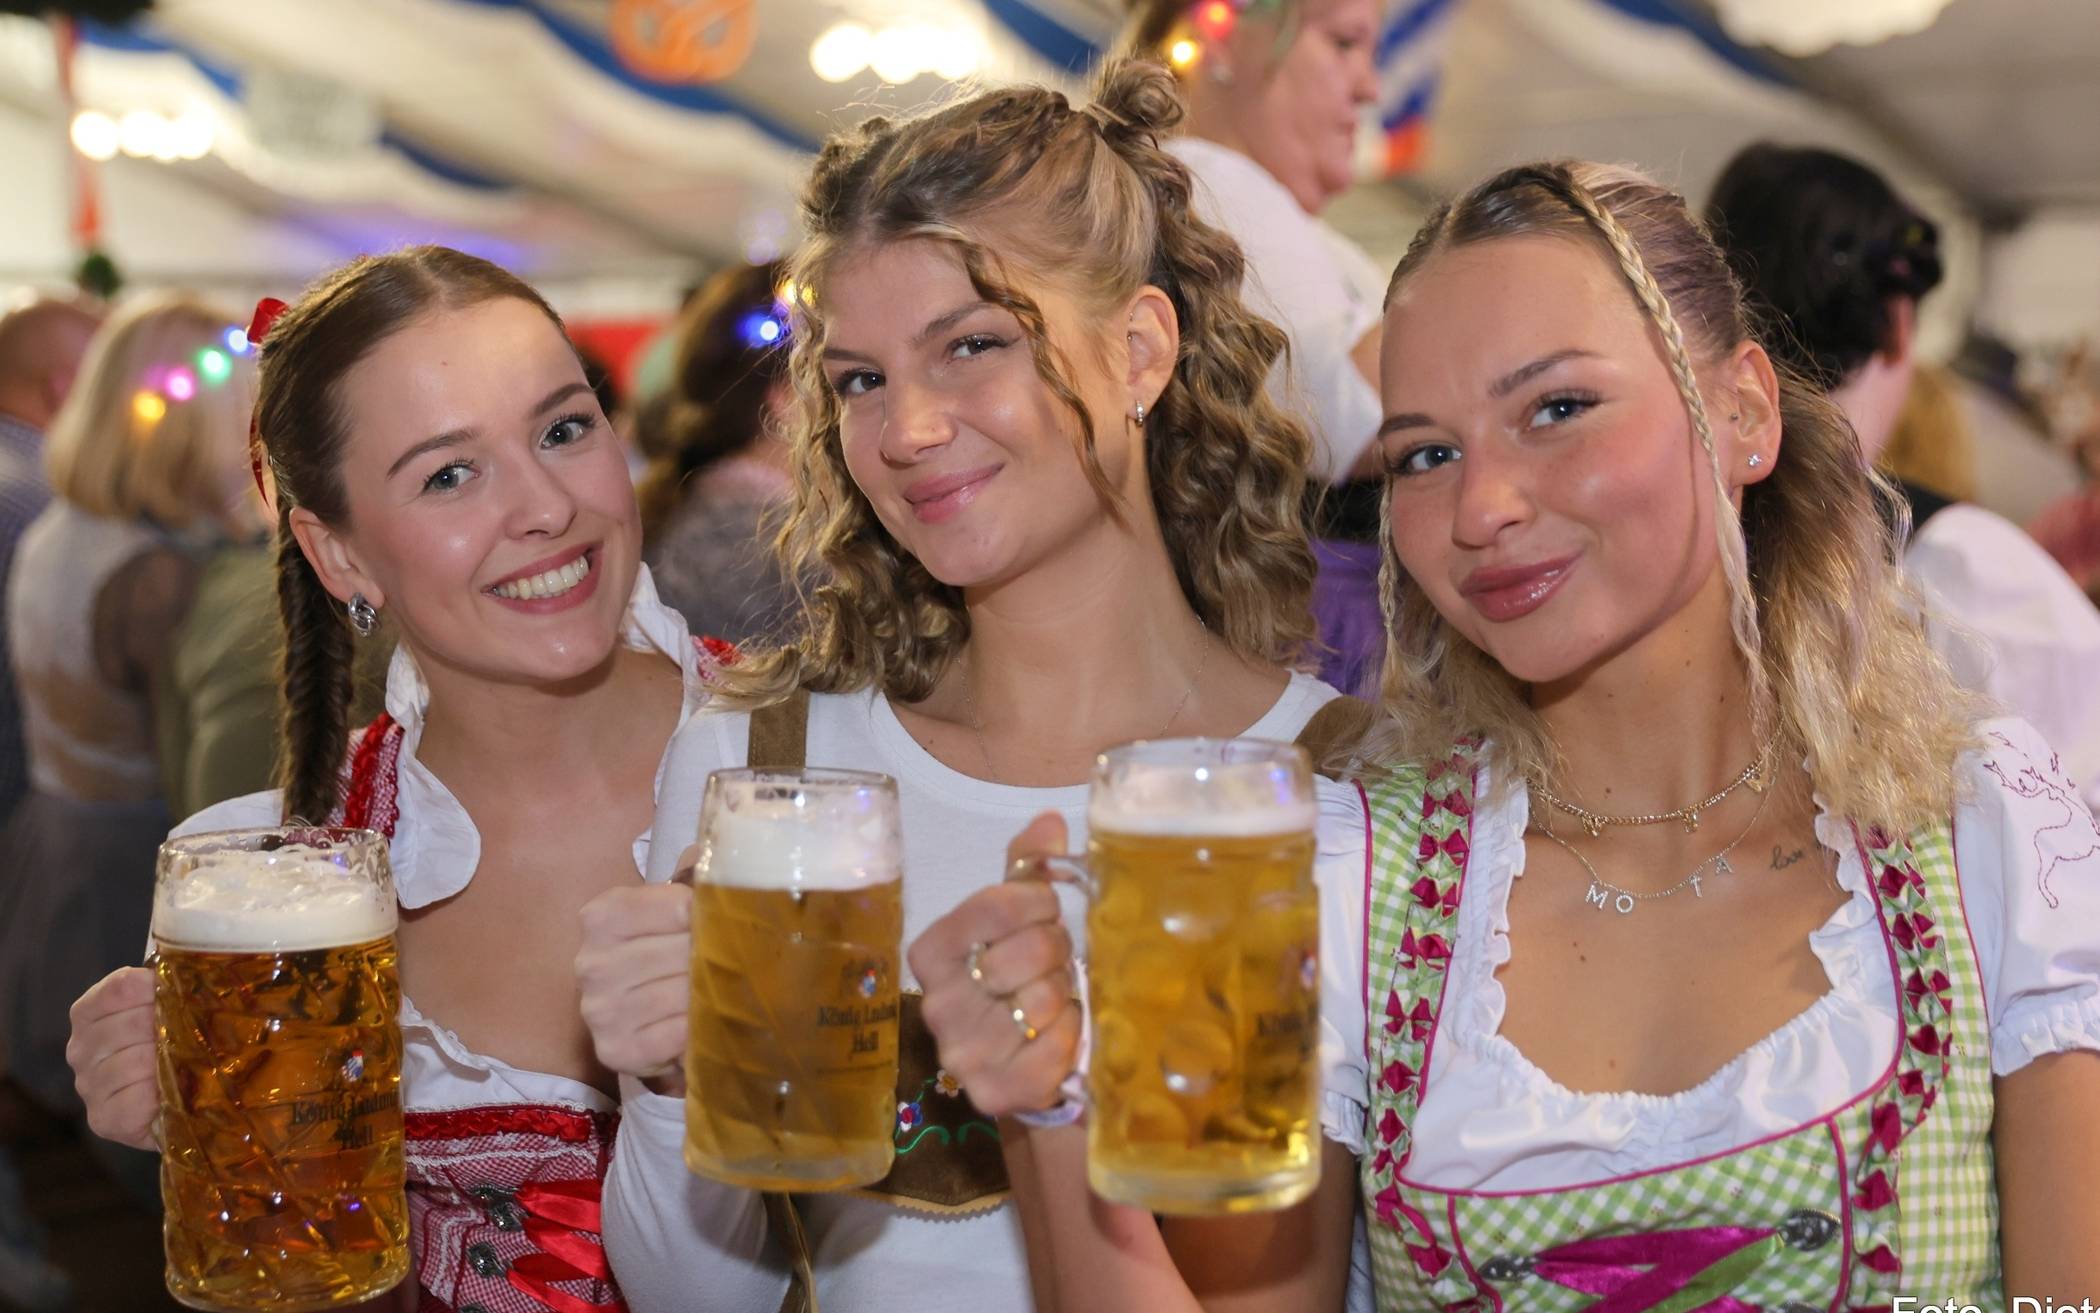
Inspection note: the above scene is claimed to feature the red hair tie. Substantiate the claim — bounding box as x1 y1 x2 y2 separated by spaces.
246 297 289 510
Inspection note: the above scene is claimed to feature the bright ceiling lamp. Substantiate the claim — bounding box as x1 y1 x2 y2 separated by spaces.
809 17 983 84
1712 0 1956 56
810 21 873 82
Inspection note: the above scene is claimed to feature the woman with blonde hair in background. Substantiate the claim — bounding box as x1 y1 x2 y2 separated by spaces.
1122 0 1391 693
572 57 1368 1313
922 159 2100 1308
0 295 257 1139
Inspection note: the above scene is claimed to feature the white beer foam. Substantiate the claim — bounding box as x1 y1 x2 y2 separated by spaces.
154 847 396 952
700 807 902 892
1088 758 1315 837
1086 802 1316 838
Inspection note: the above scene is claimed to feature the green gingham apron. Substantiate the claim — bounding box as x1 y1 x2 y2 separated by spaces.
1357 748 2001 1311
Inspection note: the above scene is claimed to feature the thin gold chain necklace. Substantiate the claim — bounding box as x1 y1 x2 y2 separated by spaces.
1529 742 1773 838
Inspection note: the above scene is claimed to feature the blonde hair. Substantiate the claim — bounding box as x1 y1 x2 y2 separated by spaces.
44 293 255 529
1880 364 1978 502
723 58 1317 705
1364 161 1983 832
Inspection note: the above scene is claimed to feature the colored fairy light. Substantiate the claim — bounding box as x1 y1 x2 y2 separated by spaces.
225 327 251 355
737 308 788 351
1193 0 1238 43
1168 37 1200 68
197 348 232 386
134 392 167 424
165 367 197 402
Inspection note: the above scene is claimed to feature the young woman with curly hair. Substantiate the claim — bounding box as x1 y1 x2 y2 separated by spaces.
573 57 1368 1313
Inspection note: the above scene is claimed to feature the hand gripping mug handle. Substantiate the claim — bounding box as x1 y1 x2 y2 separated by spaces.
1004 852 1092 1128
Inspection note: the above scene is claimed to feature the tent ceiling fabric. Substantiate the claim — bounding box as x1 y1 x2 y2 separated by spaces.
4 0 2093 299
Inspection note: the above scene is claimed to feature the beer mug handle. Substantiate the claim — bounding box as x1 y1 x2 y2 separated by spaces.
1009 853 1093 899
1003 853 1092 1128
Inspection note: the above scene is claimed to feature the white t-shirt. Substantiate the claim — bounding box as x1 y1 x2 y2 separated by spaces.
1905 502 2100 810
607 672 1362 1313
1169 137 1387 483
1320 717 2100 1191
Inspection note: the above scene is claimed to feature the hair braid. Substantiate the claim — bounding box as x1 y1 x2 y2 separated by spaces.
273 513 353 823
1545 168 1765 714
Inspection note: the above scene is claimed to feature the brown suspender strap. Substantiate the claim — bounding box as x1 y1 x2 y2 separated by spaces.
747 690 819 1313
1291 694 1375 772
747 688 812 771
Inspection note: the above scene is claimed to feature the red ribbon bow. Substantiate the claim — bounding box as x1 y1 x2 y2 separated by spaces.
245 296 288 508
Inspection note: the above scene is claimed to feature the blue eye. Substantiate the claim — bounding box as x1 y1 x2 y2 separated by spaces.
1386 443 1459 478
1528 394 1597 429
422 461 472 494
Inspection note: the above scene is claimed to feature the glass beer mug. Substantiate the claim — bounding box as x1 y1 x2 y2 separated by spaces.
152 827 409 1312
1047 739 1322 1216
683 768 905 1191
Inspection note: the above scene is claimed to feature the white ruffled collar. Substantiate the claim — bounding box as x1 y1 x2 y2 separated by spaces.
380 564 701 909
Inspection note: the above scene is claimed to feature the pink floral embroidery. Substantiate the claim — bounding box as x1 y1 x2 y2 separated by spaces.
1982 730 2100 910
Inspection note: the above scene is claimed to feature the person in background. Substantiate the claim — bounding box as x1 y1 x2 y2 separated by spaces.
1879 363 1977 503
1709 142 2100 810
636 260 799 644
2029 344 2100 604
0 298 101 833
0 293 99 1313
1121 0 1388 693
0 295 255 1197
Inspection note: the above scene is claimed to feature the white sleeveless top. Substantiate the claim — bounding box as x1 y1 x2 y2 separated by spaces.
7 502 168 802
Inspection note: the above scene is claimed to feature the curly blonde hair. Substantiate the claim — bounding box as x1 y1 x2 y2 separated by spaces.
723 58 1318 706
1361 161 1984 832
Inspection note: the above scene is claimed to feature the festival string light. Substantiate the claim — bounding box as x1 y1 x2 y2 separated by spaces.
129 325 253 430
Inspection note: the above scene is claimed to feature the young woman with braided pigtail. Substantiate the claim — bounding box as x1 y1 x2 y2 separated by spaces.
573 58 1369 1313
64 246 786 1313
937 159 2100 1308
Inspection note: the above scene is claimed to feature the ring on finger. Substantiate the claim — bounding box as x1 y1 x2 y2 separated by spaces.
1005 994 1039 1043
966 941 989 986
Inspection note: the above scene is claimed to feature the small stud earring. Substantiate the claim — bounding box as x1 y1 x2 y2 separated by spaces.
1133 401 1146 425
1747 453 1765 470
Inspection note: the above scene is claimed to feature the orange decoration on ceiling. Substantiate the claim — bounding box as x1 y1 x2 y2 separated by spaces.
609 0 756 84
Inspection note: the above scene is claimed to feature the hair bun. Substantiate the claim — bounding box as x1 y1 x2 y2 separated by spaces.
1087 56 1186 146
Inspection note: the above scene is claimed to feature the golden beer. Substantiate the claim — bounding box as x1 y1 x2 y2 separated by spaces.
683 769 904 1192
1080 742 1320 1215
153 831 409 1313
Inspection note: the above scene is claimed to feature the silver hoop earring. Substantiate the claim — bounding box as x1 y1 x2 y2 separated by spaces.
1746 453 1765 470
347 593 378 637
1133 401 1146 426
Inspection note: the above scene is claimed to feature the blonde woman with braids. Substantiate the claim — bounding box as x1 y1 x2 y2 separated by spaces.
63 247 785 1313
571 59 1368 1312
930 160 2100 1309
